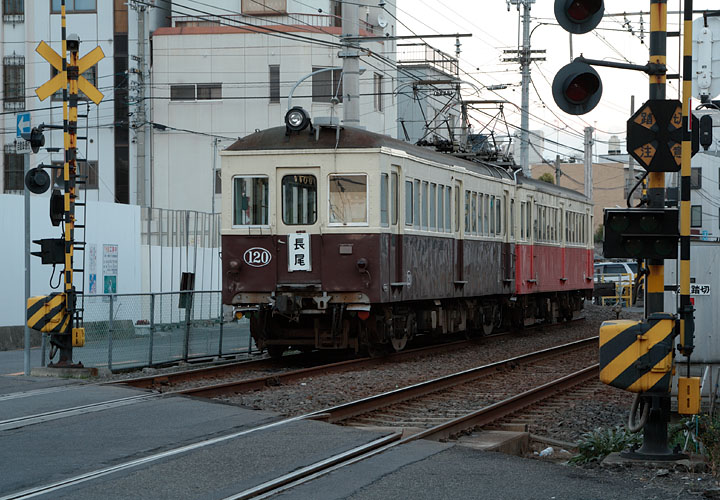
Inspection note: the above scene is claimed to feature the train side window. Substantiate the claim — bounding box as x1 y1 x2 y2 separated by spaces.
454 186 460 232
464 190 471 233
281 175 317 225
520 202 526 240
526 202 532 240
446 186 452 233
329 174 367 225
380 173 389 227
391 172 398 225
478 193 484 235
405 180 413 226
497 197 502 236
471 192 478 234
422 181 429 229
510 199 515 238
414 180 421 228
233 176 269 226
484 195 490 236
430 183 437 231
437 185 444 232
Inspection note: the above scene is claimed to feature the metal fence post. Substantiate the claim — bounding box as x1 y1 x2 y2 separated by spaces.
183 291 191 361
41 333 47 367
218 294 224 358
148 293 155 366
108 294 114 371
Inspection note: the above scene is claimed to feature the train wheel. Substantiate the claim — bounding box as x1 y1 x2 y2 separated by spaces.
391 313 415 352
267 346 286 359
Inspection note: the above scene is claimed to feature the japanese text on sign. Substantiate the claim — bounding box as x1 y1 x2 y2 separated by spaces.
288 233 311 272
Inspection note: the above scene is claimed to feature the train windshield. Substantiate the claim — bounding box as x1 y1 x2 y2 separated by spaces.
282 175 317 225
329 174 367 225
233 176 269 226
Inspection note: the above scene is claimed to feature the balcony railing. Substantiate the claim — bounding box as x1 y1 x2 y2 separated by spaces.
397 43 459 77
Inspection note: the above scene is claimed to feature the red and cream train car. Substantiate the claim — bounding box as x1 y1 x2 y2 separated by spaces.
221 126 593 356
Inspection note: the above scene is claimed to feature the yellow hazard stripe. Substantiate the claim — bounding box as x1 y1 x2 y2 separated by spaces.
626 353 672 393
598 320 639 348
599 320 673 383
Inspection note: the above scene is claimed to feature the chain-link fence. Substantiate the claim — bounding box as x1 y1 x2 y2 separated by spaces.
43 291 252 372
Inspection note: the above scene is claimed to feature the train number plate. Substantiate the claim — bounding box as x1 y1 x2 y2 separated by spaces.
243 247 272 267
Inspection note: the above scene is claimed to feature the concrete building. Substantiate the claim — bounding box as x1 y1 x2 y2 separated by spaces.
149 0 397 213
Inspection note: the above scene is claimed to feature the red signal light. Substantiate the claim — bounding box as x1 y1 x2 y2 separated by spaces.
565 73 601 104
567 0 602 22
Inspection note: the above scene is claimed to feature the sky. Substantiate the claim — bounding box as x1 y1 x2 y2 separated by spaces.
395 0 719 160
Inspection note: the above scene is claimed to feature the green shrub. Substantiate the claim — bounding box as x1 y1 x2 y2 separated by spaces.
569 426 641 465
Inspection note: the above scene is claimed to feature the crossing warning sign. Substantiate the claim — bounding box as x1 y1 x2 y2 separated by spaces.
627 99 699 172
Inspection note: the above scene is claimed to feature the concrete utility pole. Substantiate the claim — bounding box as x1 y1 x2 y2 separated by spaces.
584 126 593 200
554 154 562 185
134 2 150 206
520 0 532 177
341 1 360 127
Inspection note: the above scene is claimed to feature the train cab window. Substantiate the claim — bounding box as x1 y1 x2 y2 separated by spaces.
233 176 269 226
282 175 317 225
437 185 444 231
454 186 460 232
381 174 389 226
510 199 515 238
489 197 495 236
391 172 398 225
329 174 367 225
496 197 502 236
464 191 471 233
520 202 526 240
430 183 437 230
405 180 413 226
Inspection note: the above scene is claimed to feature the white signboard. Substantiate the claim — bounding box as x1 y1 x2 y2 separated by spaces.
87 244 97 294
288 233 311 272
103 244 118 293
690 284 711 296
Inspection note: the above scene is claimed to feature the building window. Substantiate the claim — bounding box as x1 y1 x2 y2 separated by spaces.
329 174 367 225
691 205 702 228
282 174 317 225
52 160 98 190
3 55 24 111
374 73 383 111
3 0 23 16
170 83 221 101
691 167 702 189
51 64 97 101
3 152 23 191
233 176 269 226
241 0 286 15
269 65 280 103
197 83 221 100
312 67 342 103
51 0 96 13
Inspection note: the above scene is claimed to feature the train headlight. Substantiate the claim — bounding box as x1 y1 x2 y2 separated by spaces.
285 106 311 132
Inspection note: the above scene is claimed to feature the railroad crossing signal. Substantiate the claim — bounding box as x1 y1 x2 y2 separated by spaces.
627 99 699 172
552 61 603 115
35 40 104 104
554 0 604 35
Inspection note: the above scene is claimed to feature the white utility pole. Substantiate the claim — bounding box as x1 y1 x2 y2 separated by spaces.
341 1 360 127
519 0 532 177
133 2 151 206
584 126 594 200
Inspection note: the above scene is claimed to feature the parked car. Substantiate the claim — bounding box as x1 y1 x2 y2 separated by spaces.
594 261 638 283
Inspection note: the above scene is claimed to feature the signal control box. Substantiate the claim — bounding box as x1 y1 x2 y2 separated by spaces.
27 293 69 334
678 377 701 415
599 313 675 393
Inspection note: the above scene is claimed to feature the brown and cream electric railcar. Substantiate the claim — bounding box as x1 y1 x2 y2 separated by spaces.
221 125 594 357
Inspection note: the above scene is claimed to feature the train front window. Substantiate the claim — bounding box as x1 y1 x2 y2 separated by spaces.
282 175 317 225
329 174 368 224
233 176 269 226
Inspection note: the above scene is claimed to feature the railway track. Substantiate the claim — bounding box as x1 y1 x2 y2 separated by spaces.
117 318 585 397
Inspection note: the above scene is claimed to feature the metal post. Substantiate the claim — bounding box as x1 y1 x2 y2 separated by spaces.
24 153 31 375
520 0 532 177
627 96 636 200
584 127 593 201
108 294 114 371
633 0 676 460
217 294 224 358
148 293 155 366
341 1 360 127
183 291 191 361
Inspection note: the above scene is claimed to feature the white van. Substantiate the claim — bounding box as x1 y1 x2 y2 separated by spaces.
594 261 638 283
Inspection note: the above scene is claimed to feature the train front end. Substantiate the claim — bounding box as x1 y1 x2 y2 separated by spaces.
221 128 384 356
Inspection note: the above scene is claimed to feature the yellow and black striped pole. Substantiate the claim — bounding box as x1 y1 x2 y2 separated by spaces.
678 0 695 363
53 0 77 365
646 0 668 315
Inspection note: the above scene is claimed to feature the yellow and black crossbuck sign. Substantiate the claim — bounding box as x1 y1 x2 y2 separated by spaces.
599 313 675 393
35 40 104 104
27 293 69 334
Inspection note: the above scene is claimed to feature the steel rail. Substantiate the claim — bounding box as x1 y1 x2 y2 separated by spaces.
304 337 597 424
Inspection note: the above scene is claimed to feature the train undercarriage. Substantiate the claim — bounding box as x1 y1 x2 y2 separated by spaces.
239 290 590 358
